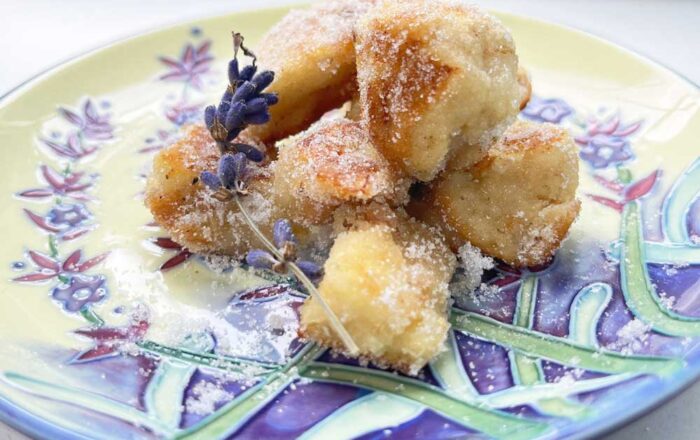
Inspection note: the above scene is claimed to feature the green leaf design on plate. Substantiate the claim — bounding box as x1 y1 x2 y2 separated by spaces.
144 333 215 429
621 201 700 336
510 276 592 419
79 307 105 327
302 362 551 440
176 344 324 440
429 330 479 401
569 283 613 347
450 309 682 375
137 339 277 376
662 158 700 243
481 373 635 408
298 392 423 440
3 372 173 436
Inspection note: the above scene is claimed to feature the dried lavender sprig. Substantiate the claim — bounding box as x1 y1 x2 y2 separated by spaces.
235 200 359 356
246 220 322 280
201 32 359 357
204 32 278 161
202 161 360 356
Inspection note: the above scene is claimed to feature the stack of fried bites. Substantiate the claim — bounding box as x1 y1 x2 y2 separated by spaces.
145 0 579 375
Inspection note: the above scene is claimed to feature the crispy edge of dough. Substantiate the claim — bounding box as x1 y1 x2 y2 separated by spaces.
518 65 532 110
409 121 580 267
144 124 274 256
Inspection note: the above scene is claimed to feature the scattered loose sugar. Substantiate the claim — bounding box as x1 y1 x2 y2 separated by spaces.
658 291 676 309
185 381 234 416
553 369 585 387
608 319 651 355
457 242 495 292
662 262 688 277
202 254 238 274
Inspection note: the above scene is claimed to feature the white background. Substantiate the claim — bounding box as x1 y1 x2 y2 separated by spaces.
1 1 699 439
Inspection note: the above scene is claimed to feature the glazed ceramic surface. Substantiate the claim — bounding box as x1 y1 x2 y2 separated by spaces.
0 6 699 440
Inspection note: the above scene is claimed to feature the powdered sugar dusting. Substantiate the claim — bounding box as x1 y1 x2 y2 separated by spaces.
185 380 234 416
608 319 652 355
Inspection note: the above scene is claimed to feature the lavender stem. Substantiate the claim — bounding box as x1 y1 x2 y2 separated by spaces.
233 194 359 356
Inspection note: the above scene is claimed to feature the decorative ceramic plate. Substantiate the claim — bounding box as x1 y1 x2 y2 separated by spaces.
1 5 699 440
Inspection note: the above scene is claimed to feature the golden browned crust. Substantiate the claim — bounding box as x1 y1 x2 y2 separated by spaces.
517 65 532 110
355 0 520 181
273 118 409 226
144 124 275 257
300 206 455 375
248 0 378 145
408 120 580 267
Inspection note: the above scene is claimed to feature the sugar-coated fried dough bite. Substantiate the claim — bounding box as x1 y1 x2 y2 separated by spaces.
355 0 520 181
409 121 580 267
273 118 409 226
248 0 377 145
145 124 275 257
300 206 456 374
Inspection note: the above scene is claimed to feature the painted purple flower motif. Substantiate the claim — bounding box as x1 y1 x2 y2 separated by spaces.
24 203 94 240
52 274 108 312
139 129 178 154
166 101 203 126
59 99 114 140
72 313 150 362
575 114 642 169
152 237 192 271
17 165 94 201
159 40 213 90
42 132 98 160
13 249 109 283
48 203 91 227
588 170 660 212
521 96 574 124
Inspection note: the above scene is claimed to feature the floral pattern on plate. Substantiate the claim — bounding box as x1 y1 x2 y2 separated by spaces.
1 16 700 440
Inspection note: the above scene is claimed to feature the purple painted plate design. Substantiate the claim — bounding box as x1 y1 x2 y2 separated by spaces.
0 7 699 440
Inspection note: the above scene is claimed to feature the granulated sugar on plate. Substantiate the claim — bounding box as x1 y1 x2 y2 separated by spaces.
607 318 652 355
185 380 234 416
450 242 495 298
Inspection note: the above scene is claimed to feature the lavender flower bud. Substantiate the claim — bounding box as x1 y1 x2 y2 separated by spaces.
225 128 242 143
204 105 216 130
244 97 268 115
217 101 230 121
244 110 271 125
225 101 246 131
260 93 279 106
232 81 256 103
230 152 247 182
218 154 239 189
251 71 275 93
232 143 265 162
246 249 275 270
228 58 240 84
273 219 296 248
221 87 233 105
200 171 221 190
296 260 323 280
239 65 257 82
